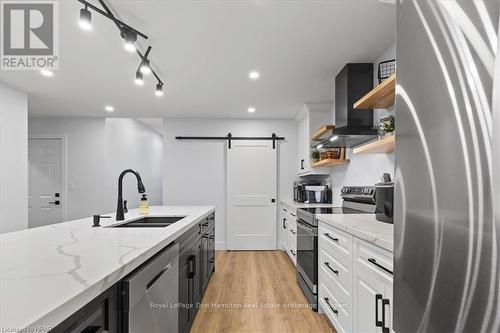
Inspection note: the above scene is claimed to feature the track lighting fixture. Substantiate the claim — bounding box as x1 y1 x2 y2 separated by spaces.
140 59 151 75
79 6 92 31
121 27 137 52
135 71 144 86
77 0 164 96
155 83 164 97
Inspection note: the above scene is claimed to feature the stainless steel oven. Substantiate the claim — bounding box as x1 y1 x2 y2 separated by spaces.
296 214 318 310
295 186 376 311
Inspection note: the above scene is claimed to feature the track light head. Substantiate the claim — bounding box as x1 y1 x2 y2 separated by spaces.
155 83 164 97
79 6 92 31
121 27 137 52
135 71 144 86
140 58 151 74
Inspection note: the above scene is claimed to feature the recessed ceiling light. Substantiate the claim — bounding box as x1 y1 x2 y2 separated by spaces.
40 69 53 77
249 71 260 80
248 107 256 113
104 105 115 112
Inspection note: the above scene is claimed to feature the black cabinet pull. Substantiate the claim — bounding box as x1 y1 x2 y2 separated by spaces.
290 229 296 235
375 294 383 327
382 298 390 333
324 233 339 242
283 218 287 229
187 255 196 278
324 297 338 315
368 258 393 275
301 159 305 170
290 249 296 256
324 262 338 275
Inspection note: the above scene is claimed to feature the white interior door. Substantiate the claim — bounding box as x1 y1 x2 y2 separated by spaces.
28 138 62 228
227 140 277 250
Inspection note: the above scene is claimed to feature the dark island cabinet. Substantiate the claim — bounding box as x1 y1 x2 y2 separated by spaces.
178 212 216 333
52 283 119 333
52 212 215 333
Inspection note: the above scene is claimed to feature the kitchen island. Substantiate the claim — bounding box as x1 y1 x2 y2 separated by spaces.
0 206 215 332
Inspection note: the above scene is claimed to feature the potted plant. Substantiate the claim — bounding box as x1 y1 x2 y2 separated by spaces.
310 148 320 162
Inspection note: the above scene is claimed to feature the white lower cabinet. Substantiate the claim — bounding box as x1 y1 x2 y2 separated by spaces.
319 221 393 333
286 215 297 265
280 207 288 250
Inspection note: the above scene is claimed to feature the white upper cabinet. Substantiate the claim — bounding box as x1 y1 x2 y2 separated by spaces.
295 103 332 176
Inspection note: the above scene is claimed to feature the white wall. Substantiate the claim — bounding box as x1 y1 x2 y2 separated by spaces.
329 43 396 205
0 83 28 234
163 118 297 249
28 117 163 221
105 118 163 208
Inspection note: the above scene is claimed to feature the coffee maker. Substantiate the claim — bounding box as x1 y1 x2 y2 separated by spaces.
294 179 332 203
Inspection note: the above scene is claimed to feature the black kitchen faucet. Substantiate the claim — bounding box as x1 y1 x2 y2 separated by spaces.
116 169 146 221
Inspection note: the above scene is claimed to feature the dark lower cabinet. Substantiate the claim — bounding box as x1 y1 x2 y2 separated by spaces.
53 212 215 333
52 283 119 333
178 212 216 333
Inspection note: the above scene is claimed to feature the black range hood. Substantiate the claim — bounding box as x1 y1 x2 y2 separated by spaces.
326 63 378 148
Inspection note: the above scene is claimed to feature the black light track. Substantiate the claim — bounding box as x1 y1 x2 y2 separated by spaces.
77 0 164 86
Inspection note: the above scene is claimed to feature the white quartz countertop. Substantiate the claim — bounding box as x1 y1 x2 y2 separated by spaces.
280 200 339 210
0 206 215 332
316 214 393 252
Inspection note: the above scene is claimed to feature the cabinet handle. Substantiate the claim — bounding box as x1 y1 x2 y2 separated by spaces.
301 159 305 170
368 258 393 275
324 233 339 242
324 262 338 275
290 249 296 256
283 218 287 229
324 297 338 315
187 255 196 278
290 229 296 235
375 294 383 327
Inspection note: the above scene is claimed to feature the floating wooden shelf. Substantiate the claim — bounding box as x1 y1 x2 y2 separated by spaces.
353 134 395 154
354 74 396 109
311 125 335 141
311 159 350 168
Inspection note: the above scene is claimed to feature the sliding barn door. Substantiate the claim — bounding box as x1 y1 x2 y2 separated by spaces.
226 140 277 250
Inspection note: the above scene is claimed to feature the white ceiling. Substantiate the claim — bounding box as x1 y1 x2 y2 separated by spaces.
0 0 395 119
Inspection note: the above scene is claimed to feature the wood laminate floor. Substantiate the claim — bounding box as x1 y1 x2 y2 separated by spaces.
191 250 336 333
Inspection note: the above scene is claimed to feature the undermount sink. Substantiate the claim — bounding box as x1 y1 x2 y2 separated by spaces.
110 216 187 228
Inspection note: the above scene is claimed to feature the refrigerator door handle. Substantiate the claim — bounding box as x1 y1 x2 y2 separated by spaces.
375 294 383 327
382 298 390 333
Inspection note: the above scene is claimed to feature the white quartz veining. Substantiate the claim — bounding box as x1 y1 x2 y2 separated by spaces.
316 214 393 252
0 206 215 332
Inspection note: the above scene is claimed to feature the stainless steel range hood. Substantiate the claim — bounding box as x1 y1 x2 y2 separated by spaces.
324 63 378 148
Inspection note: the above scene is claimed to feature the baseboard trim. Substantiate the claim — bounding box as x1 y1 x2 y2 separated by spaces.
215 241 226 250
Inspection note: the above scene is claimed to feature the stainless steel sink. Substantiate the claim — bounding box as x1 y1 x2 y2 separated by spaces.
110 216 187 228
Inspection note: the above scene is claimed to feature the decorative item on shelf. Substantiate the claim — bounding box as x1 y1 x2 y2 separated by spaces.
378 59 396 83
319 148 345 161
377 116 395 138
310 149 320 162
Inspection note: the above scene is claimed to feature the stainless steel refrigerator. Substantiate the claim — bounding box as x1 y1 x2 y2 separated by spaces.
395 1 500 332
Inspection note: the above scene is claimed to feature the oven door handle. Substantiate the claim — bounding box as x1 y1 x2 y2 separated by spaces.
297 219 316 235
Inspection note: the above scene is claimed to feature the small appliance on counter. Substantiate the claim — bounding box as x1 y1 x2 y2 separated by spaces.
375 173 394 223
296 185 375 311
294 179 331 203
